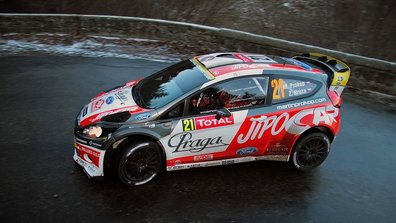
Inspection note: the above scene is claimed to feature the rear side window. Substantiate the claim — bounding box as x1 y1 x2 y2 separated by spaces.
189 77 269 115
271 77 319 103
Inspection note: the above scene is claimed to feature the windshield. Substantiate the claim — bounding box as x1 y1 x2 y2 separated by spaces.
134 59 211 109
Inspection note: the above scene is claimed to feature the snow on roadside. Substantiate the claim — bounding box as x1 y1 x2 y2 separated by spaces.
0 34 178 63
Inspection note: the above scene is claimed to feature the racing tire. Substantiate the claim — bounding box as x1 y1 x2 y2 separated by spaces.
118 141 162 186
290 132 330 171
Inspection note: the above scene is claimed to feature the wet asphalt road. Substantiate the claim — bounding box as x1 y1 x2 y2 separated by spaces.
0 56 395 223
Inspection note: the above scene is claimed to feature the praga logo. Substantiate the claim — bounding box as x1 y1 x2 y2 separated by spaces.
168 132 228 153
237 106 338 144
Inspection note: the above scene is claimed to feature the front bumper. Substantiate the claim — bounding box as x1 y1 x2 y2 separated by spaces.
73 138 106 179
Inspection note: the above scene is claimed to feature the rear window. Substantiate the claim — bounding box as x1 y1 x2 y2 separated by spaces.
271 77 319 103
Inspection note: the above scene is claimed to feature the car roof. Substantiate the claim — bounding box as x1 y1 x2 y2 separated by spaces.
194 52 323 78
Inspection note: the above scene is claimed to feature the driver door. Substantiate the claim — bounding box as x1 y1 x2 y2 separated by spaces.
160 76 269 167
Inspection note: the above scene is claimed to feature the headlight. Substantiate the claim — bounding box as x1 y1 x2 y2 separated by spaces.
82 126 102 138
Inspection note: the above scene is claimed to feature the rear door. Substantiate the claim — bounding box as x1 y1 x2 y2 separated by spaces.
228 74 326 161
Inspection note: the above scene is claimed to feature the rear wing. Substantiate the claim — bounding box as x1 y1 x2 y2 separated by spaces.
293 53 351 95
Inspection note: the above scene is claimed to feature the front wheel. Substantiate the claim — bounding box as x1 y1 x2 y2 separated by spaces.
118 141 163 186
290 132 331 171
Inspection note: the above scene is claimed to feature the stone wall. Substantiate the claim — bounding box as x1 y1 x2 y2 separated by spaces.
1 14 395 95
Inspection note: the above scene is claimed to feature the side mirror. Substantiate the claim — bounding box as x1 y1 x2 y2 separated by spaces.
215 108 231 120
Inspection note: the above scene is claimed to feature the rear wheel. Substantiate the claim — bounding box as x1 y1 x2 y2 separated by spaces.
291 132 330 171
118 141 162 186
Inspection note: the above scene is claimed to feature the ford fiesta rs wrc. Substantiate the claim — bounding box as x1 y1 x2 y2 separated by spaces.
73 52 351 186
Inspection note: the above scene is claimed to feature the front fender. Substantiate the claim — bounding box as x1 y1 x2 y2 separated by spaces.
102 127 162 151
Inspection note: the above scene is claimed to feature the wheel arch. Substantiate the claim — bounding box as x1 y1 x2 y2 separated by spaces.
103 131 167 177
288 126 335 160
289 126 334 169
297 126 335 144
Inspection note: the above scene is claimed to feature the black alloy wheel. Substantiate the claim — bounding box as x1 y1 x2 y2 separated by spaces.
291 132 330 171
118 141 162 186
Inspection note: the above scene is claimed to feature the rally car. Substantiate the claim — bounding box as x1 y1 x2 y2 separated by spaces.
73 52 350 186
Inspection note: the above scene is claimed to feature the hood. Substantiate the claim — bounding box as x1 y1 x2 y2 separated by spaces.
78 80 149 127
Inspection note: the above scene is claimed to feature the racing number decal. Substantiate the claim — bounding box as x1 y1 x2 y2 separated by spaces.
271 79 286 100
182 119 196 131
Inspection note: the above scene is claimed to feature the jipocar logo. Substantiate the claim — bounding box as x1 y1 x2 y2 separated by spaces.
237 106 338 144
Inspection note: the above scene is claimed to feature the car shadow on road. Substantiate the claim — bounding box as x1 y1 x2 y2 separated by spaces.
74 161 320 221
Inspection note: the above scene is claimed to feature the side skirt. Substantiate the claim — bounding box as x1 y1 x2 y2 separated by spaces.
166 155 289 171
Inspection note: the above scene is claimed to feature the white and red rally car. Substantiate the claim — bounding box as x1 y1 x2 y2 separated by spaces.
74 52 350 186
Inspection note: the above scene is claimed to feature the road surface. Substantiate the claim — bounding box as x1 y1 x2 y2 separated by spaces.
0 56 395 222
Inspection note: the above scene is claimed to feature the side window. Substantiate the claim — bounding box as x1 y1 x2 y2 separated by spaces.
189 77 269 115
271 77 319 103
160 102 185 119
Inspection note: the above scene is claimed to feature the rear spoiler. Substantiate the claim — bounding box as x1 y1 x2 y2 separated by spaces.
292 53 351 95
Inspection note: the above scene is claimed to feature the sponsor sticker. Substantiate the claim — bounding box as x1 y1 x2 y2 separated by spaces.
182 118 196 131
91 99 104 112
106 96 114 104
266 143 289 155
182 115 234 132
236 147 258 156
115 90 129 104
200 56 215 62
82 106 88 117
88 140 102 148
193 154 214 161
136 113 151 120
168 132 228 153
276 98 326 110
75 143 101 167
237 106 338 144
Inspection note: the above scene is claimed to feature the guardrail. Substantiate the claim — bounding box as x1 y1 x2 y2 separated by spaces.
1 13 395 95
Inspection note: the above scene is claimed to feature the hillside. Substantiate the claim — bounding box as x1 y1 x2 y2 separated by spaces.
1 0 395 61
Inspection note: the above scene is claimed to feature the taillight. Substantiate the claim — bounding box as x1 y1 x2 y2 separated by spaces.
328 91 342 108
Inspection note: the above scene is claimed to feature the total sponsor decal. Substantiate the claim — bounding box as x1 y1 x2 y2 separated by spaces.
276 98 326 110
237 105 338 144
182 115 234 132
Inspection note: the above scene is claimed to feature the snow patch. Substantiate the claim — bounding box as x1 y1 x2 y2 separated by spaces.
0 39 177 63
